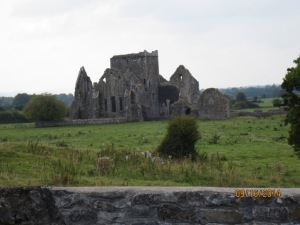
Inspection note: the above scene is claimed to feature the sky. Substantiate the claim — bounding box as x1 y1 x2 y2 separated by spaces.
1 0 300 96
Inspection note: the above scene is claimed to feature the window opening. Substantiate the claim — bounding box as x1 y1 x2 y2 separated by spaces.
111 96 116 112
104 99 107 111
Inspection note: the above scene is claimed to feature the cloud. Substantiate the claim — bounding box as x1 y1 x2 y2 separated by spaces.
12 0 96 18
0 0 300 95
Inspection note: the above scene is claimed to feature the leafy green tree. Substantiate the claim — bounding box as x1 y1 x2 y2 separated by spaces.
281 56 300 157
236 92 247 102
232 101 248 110
12 93 33 110
23 94 67 121
157 115 200 159
0 110 29 124
272 98 283 108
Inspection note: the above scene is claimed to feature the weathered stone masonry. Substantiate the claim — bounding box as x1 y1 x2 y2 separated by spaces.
70 50 231 121
0 186 299 225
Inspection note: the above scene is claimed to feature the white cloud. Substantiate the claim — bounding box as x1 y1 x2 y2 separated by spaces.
0 0 300 95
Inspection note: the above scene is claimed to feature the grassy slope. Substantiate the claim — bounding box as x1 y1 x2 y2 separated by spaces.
0 115 299 187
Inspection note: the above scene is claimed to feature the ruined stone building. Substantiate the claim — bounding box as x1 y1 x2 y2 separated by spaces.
198 88 231 119
70 50 230 121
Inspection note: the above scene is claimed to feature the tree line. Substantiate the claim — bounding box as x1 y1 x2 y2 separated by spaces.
219 84 283 99
0 93 73 123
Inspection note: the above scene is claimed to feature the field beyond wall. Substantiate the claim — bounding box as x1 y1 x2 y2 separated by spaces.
0 114 299 187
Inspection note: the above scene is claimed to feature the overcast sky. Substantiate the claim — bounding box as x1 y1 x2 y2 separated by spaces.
1 0 300 96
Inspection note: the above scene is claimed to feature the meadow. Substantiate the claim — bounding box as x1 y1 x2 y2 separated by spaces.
0 114 299 187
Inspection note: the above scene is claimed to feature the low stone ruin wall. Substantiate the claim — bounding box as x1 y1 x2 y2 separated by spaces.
232 109 286 118
0 186 299 225
35 117 127 128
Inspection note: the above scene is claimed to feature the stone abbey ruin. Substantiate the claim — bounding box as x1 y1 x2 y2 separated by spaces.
70 50 230 121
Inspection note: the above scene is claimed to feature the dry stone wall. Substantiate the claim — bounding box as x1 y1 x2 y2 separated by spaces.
35 118 127 128
1 186 299 225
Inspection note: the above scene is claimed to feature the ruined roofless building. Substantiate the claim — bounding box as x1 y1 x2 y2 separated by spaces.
70 50 230 121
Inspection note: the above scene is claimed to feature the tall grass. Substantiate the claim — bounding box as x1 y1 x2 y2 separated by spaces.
0 115 299 187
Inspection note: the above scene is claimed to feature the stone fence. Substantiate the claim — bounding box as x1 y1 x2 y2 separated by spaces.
0 186 299 225
35 117 128 128
231 109 286 118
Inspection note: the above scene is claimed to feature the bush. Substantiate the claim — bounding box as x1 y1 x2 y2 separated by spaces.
232 101 248 110
272 98 283 108
157 115 200 159
232 101 259 110
0 110 30 124
23 94 67 121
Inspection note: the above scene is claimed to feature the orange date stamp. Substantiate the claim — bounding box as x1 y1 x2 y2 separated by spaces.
235 189 281 198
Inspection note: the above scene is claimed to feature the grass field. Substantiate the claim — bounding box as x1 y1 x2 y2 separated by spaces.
0 114 299 187
257 97 283 109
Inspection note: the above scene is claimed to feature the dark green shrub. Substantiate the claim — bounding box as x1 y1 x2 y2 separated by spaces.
0 110 30 124
23 94 67 121
232 101 249 109
157 115 200 159
208 134 220 144
232 101 259 110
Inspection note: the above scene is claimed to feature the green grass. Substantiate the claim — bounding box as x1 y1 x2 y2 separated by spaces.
0 115 299 187
257 97 283 109
232 97 283 112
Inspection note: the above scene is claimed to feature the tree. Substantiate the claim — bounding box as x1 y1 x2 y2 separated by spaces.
272 98 283 108
23 94 67 121
157 115 200 159
281 56 300 157
236 92 247 102
12 93 33 110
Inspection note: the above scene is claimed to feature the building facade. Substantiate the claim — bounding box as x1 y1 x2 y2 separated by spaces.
70 50 230 121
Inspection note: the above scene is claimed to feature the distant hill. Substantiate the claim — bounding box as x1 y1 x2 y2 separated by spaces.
218 84 282 99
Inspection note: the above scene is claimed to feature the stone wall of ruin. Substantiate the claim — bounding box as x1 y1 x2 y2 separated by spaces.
70 51 236 121
70 67 95 119
234 109 286 117
169 65 200 105
1 186 299 224
110 50 159 79
35 118 127 128
198 88 231 119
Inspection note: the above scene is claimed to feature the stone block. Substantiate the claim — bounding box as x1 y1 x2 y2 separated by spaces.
125 205 157 219
253 206 289 223
0 186 64 225
205 209 243 224
133 193 177 205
